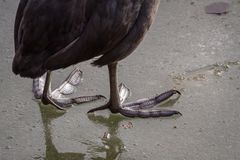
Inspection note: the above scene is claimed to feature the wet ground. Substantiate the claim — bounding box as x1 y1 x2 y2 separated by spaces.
0 0 240 159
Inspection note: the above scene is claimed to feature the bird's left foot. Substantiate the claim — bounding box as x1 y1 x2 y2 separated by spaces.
88 84 182 118
33 69 105 110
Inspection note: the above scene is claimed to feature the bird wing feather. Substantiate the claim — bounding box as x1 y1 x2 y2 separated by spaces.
14 0 28 51
14 0 88 56
14 0 144 75
45 0 144 70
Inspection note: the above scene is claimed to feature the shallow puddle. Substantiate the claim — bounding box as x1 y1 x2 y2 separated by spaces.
171 60 240 87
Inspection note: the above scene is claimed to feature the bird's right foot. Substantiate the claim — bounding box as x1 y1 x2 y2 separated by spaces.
88 84 182 118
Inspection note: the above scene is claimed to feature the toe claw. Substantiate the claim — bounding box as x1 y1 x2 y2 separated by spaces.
172 90 181 95
155 89 181 103
87 104 109 113
158 110 182 117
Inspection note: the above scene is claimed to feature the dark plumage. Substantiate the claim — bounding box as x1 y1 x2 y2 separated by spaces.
13 0 159 78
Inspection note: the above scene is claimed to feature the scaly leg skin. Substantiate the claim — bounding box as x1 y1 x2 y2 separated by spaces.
88 62 182 118
33 69 105 110
41 71 65 109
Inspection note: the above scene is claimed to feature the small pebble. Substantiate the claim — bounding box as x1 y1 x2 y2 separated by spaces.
5 145 11 149
7 136 13 140
205 2 230 15
102 132 111 139
121 121 133 129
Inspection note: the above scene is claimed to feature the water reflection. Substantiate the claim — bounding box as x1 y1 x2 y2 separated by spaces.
39 103 85 160
87 114 126 160
39 103 126 160
171 60 240 85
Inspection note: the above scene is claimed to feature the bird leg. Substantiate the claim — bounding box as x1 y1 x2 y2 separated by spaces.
33 69 105 110
40 71 65 109
88 62 182 118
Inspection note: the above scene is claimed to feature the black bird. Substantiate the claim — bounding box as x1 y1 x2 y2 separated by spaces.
13 0 181 118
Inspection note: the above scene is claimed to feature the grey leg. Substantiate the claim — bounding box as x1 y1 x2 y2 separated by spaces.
87 62 120 113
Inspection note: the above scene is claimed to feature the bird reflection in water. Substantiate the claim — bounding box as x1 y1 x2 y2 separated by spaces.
36 70 128 159
87 114 126 160
39 103 126 160
39 104 85 160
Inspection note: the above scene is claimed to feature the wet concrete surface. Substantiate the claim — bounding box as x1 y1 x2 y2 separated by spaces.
0 0 240 159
